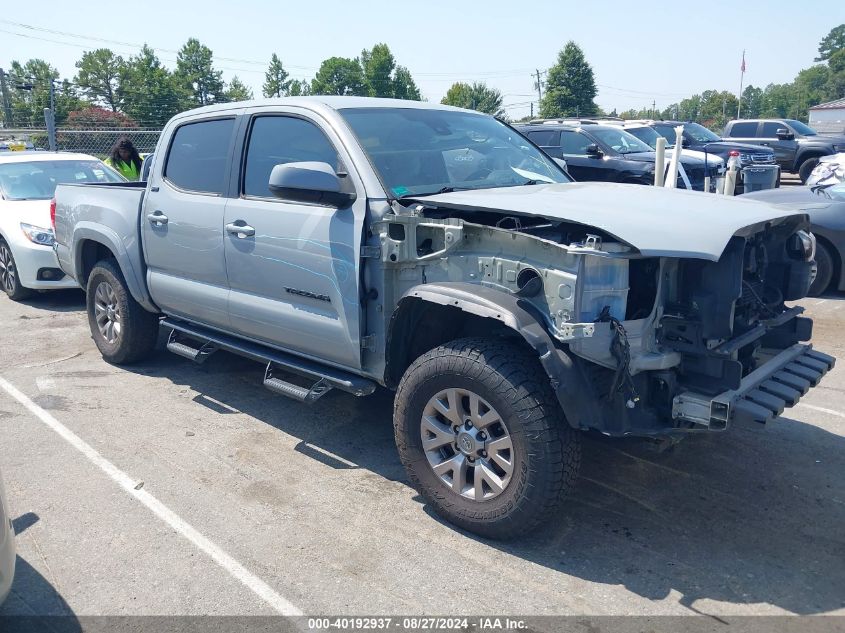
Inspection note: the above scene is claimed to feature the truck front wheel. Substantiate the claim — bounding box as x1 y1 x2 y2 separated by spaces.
394 338 580 539
86 259 159 364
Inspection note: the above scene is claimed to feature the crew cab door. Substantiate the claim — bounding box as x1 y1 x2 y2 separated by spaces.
222 110 365 370
142 115 239 329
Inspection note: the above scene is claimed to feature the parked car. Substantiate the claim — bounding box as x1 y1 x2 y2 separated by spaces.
0 151 125 300
0 139 35 152
517 121 719 191
0 467 14 607
745 184 845 296
723 119 845 183
54 97 832 539
607 120 776 193
807 153 845 189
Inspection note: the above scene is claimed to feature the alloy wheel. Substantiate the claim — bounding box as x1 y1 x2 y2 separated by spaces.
0 244 16 294
93 281 122 344
420 388 514 501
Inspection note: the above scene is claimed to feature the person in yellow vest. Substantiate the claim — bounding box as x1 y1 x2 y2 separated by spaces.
105 137 143 181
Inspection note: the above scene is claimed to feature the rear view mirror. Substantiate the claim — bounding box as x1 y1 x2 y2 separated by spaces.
776 128 794 140
268 162 356 207
585 144 602 156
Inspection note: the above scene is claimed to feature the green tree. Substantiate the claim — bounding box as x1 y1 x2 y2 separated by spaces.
392 66 421 101
826 48 845 99
815 24 845 62
262 53 290 97
361 43 395 97
74 48 125 112
288 79 311 96
8 59 83 127
120 45 186 127
175 38 224 106
441 82 504 117
539 42 597 118
740 85 764 118
224 76 253 102
310 57 365 96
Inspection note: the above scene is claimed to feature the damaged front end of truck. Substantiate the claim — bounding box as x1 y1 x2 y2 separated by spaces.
374 183 834 437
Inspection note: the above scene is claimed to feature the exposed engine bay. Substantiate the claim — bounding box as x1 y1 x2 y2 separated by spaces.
371 195 831 436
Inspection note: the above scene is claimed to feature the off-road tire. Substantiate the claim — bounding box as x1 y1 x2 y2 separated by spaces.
86 259 159 364
394 337 580 539
0 239 34 301
809 241 834 297
798 156 821 184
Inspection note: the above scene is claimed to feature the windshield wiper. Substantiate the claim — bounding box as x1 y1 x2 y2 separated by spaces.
399 186 464 199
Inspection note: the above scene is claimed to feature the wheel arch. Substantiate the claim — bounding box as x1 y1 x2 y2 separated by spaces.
384 282 600 429
72 225 157 313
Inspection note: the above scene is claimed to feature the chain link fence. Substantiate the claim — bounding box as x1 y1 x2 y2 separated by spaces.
0 127 161 158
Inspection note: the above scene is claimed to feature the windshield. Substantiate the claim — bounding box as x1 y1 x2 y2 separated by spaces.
339 107 570 197
623 126 662 149
588 128 653 154
786 119 817 136
0 159 125 201
683 122 722 143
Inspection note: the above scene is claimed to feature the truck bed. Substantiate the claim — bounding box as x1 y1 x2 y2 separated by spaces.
54 181 154 310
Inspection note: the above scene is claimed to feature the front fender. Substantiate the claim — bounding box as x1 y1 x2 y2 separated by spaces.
72 223 157 312
390 282 601 429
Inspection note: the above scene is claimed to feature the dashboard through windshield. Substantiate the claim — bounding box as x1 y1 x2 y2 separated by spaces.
339 107 571 197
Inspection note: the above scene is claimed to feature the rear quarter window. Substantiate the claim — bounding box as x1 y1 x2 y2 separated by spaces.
164 118 236 194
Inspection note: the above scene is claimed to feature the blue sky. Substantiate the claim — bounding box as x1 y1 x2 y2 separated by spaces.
2 0 844 119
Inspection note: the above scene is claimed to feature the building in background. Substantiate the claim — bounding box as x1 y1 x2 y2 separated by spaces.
809 98 845 134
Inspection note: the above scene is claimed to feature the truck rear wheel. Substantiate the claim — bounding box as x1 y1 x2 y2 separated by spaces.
394 338 580 539
86 259 159 364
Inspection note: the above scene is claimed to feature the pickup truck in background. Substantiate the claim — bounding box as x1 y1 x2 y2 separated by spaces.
723 118 845 183
53 97 833 539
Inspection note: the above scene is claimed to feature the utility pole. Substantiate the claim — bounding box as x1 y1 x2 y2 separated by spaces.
652 100 656 119
0 69 13 126
49 77 55 115
533 69 543 103
530 102 534 119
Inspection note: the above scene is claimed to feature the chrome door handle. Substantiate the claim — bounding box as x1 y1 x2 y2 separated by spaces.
147 211 168 225
226 222 255 238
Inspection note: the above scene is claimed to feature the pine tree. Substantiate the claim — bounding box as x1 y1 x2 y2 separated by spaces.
263 53 290 97
539 42 598 118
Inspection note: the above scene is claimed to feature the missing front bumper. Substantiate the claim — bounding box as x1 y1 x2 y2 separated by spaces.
672 344 835 429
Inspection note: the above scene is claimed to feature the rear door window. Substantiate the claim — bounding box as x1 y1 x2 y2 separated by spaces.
526 130 559 146
164 118 236 194
727 121 759 138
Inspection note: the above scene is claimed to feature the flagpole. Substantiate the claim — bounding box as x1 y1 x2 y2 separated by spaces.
737 49 745 119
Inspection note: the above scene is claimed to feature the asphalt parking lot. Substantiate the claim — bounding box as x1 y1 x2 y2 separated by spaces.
0 288 843 619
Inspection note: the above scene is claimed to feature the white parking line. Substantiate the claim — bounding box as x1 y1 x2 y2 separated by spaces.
0 375 302 617
795 402 845 419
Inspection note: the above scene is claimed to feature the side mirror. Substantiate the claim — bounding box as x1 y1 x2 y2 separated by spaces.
268 161 356 207
585 144 602 156
681 138 691 148
776 128 794 140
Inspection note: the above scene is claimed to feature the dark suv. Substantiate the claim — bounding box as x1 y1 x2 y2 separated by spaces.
723 119 845 182
615 120 776 194
517 122 714 190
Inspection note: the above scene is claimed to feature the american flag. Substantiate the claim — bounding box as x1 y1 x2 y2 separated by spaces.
741 50 746 73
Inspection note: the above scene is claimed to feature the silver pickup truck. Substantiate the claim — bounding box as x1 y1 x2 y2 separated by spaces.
53 97 833 539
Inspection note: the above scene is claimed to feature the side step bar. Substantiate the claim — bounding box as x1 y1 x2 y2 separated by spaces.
161 318 377 403
167 329 218 364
